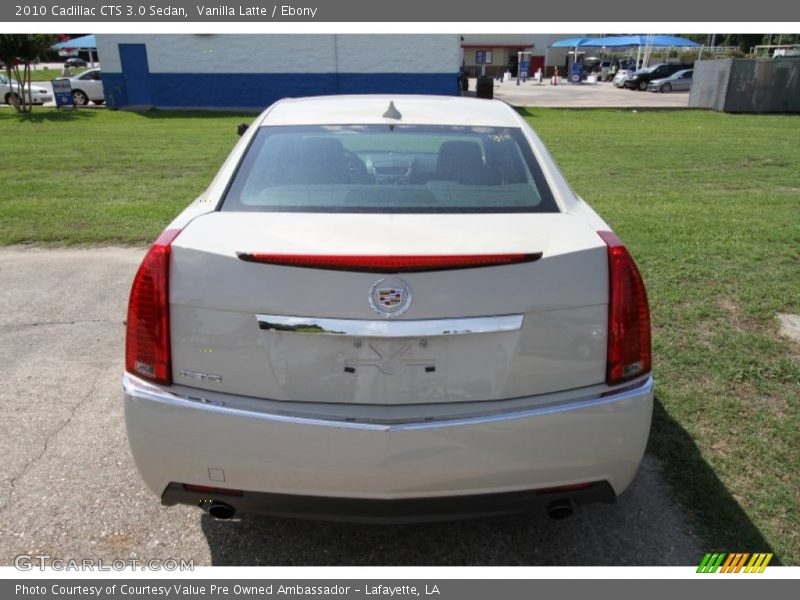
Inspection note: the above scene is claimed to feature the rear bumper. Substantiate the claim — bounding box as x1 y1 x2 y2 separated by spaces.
124 374 653 521
161 481 616 524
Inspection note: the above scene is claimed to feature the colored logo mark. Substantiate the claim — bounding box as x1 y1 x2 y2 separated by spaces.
697 552 773 573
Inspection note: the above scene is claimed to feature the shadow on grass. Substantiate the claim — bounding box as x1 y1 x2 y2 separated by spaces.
0 108 99 123
649 394 781 564
129 109 256 120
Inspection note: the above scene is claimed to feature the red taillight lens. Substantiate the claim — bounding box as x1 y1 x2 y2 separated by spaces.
598 231 651 385
125 228 182 385
182 484 243 497
236 252 542 272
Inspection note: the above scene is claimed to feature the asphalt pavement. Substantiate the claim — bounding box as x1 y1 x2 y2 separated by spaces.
481 78 691 108
0 247 703 566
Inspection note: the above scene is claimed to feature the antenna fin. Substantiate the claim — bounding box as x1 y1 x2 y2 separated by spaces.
382 101 402 120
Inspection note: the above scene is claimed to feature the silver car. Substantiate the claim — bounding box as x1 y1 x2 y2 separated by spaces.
62 68 105 105
648 69 693 93
0 72 53 105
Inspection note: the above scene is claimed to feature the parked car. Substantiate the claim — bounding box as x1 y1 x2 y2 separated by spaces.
648 68 693 93
0 72 53 105
123 95 653 523
624 63 693 90
64 57 87 68
62 68 104 105
612 70 630 88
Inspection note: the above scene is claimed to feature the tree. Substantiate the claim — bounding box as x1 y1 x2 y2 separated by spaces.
0 34 57 113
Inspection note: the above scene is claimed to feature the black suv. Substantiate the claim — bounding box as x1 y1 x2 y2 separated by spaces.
624 63 693 90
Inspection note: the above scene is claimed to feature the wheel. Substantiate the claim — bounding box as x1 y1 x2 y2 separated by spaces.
72 90 89 106
638 80 648 91
4 92 20 105
660 83 672 93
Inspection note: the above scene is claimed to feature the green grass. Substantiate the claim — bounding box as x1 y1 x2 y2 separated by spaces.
23 67 86 81
0 109 251 244
520 108 800 565
0 107 798 563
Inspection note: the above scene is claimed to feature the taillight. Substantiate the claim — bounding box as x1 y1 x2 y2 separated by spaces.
598 231 651 385
125 228 182 385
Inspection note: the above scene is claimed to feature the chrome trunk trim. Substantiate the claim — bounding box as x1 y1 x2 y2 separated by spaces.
256 314 524 337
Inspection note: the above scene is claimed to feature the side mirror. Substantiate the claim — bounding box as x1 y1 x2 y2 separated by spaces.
237 123 249 137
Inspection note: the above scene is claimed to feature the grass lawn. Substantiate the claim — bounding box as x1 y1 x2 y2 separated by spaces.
0 108 249 244
27 67 86 81
520 108 800 565
1 106 798 563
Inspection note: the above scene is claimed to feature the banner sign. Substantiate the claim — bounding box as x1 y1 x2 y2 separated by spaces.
51 78 74 108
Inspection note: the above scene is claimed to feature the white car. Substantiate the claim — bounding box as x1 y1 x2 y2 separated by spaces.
124 95 653 523
61 68 104 105
612 70 630 88
0 72 53 105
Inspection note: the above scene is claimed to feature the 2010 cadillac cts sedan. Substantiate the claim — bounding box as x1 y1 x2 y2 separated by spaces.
123 95 653 523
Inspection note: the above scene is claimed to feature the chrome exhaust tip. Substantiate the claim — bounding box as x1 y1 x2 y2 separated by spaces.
546 499 574 520
207 501 236 520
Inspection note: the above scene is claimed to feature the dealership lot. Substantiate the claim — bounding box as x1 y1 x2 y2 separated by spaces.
0 247 702 566
484 79 690 108
3 77 691 111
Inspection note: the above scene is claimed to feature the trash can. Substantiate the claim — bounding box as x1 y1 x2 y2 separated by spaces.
476 76 494 99
569 62 583 84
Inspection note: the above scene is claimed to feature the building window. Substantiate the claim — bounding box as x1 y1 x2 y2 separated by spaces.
475 50 493 64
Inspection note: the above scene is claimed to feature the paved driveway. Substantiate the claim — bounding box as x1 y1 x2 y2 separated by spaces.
0 247 702 566
474 78 691 108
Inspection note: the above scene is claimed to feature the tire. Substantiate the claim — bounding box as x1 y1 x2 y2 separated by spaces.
72 90 89 106
660 83 672 93
638 80 648 91
4 92 20 105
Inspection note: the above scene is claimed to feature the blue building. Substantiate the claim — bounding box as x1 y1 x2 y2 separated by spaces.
96 34 461 110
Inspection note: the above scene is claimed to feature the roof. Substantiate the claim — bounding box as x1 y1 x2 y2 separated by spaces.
461 34 535 48
52 35 96 50
550 35 699 48
260 95 522 127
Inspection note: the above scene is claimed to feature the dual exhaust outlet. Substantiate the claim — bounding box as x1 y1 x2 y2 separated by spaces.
201 499 575 521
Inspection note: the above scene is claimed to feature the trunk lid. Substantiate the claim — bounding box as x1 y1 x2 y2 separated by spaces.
169 212 608 404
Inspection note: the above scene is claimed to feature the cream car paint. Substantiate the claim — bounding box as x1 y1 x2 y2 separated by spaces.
124 95 653 519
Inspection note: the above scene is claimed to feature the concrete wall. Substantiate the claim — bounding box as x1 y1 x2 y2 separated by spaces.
97 34 460 110
690 58 800 113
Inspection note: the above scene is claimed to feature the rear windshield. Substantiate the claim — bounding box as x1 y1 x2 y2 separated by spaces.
220 125 559 213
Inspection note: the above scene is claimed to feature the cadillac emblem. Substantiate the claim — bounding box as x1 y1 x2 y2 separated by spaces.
369 278 412 317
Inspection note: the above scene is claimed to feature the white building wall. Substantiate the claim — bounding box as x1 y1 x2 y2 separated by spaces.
97 34 459 74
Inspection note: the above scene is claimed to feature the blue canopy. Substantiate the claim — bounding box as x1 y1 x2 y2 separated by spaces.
549 37 595 48
549 35 699 48
52 34 96 50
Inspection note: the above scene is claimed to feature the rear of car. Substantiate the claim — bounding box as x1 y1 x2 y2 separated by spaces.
67 68 104 105
123 96 653 523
